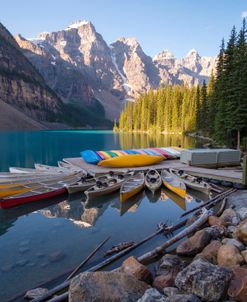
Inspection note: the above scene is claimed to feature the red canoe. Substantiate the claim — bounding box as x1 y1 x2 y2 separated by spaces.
0 173 81 209
0 187 67 209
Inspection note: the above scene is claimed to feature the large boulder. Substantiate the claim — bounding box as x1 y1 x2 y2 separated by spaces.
120 256 153 284
217 244 244 267
24 288 48 300
137 288 168 302
176 229 211 256
208 216 226 227
220 209 240 226
195 240 222 264
221 238 245 251
69 271 150 302
236 207 247 221
236 219 247 245
163 287 179 297
153 254 186 289
156 254 187 276
226 225 238 238
228 267 247 302
205 226 226 239
175 257 232 301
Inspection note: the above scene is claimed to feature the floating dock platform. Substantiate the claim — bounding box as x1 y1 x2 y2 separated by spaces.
64 157 244 184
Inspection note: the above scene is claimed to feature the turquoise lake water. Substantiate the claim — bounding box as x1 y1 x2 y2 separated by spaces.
0 130 204 301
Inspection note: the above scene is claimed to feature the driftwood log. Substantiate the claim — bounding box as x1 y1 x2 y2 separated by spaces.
215 197 227 217
138 208 211 264
66 236 110 280
181 188 236 217
104 241 135 256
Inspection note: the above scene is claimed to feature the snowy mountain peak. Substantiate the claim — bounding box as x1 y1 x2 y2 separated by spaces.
117 37 139 48
153 49 174 61
66 20 90 30
186 48 199 57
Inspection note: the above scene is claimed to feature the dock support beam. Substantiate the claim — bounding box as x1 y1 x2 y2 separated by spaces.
243 155 247 185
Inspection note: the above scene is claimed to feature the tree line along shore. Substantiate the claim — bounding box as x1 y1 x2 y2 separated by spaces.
114 20 247 150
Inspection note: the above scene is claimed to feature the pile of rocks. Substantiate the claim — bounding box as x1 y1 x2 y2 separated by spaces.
67 205 247 302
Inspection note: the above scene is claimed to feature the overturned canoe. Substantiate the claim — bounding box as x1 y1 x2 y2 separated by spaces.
161 169 186 198
120 172 145 202
98 154 164 168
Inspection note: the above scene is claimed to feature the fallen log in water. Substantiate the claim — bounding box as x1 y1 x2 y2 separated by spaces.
181 188 236 218
137 208 211 264
104 241 135 256
66 236 110 280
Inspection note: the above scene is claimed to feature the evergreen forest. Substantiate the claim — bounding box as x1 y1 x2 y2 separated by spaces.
115 20 247 149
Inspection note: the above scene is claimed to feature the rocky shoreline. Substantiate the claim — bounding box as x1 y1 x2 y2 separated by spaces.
25 190 247 302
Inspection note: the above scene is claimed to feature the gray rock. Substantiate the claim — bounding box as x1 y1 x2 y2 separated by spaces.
154 254 187 289
205 226 226 239
69 271 150 302
220 209 240 226
222 238 245 251
169 294 201 302
176 229 211 256
137 288 168 302
175 257 232 301
163 287 179 297
236 207 247 221
226 226 238 238
156 254 187 276
24 288 48 300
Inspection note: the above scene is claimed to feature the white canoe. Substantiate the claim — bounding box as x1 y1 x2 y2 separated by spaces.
85 172 134 200
145 169 162 194
169 168 211 194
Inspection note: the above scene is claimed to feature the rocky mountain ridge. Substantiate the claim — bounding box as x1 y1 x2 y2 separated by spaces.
0 22 65 129
15 20 217 121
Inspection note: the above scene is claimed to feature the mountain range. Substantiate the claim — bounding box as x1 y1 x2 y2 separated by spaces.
0 20 217 129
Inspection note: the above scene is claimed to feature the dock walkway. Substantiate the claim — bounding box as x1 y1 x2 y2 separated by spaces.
64 157 243 184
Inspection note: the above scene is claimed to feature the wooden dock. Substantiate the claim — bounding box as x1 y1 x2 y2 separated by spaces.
64 157 243 184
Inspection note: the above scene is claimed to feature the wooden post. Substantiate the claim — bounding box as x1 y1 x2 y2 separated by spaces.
243 155 247 185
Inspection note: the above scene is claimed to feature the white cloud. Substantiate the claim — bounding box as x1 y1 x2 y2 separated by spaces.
242 11 247 18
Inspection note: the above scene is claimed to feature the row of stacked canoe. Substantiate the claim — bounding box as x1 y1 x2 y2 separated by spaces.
0 161 212 209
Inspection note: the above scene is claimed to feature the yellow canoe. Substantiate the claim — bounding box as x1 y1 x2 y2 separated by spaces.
161 189 186 210
161 169 186 198
120 172 145 202
0 186 34 198
98 154 164 168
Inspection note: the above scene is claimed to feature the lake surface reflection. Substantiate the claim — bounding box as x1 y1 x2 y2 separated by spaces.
0 130 204 301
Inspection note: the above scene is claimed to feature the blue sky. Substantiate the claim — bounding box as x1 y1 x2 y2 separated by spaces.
1 0 246 58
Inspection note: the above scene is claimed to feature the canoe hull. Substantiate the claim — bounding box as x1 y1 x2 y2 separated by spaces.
0 187 67 209
98 154 164 168
120 183 144 202
162 180 186 198
169 169 210 194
